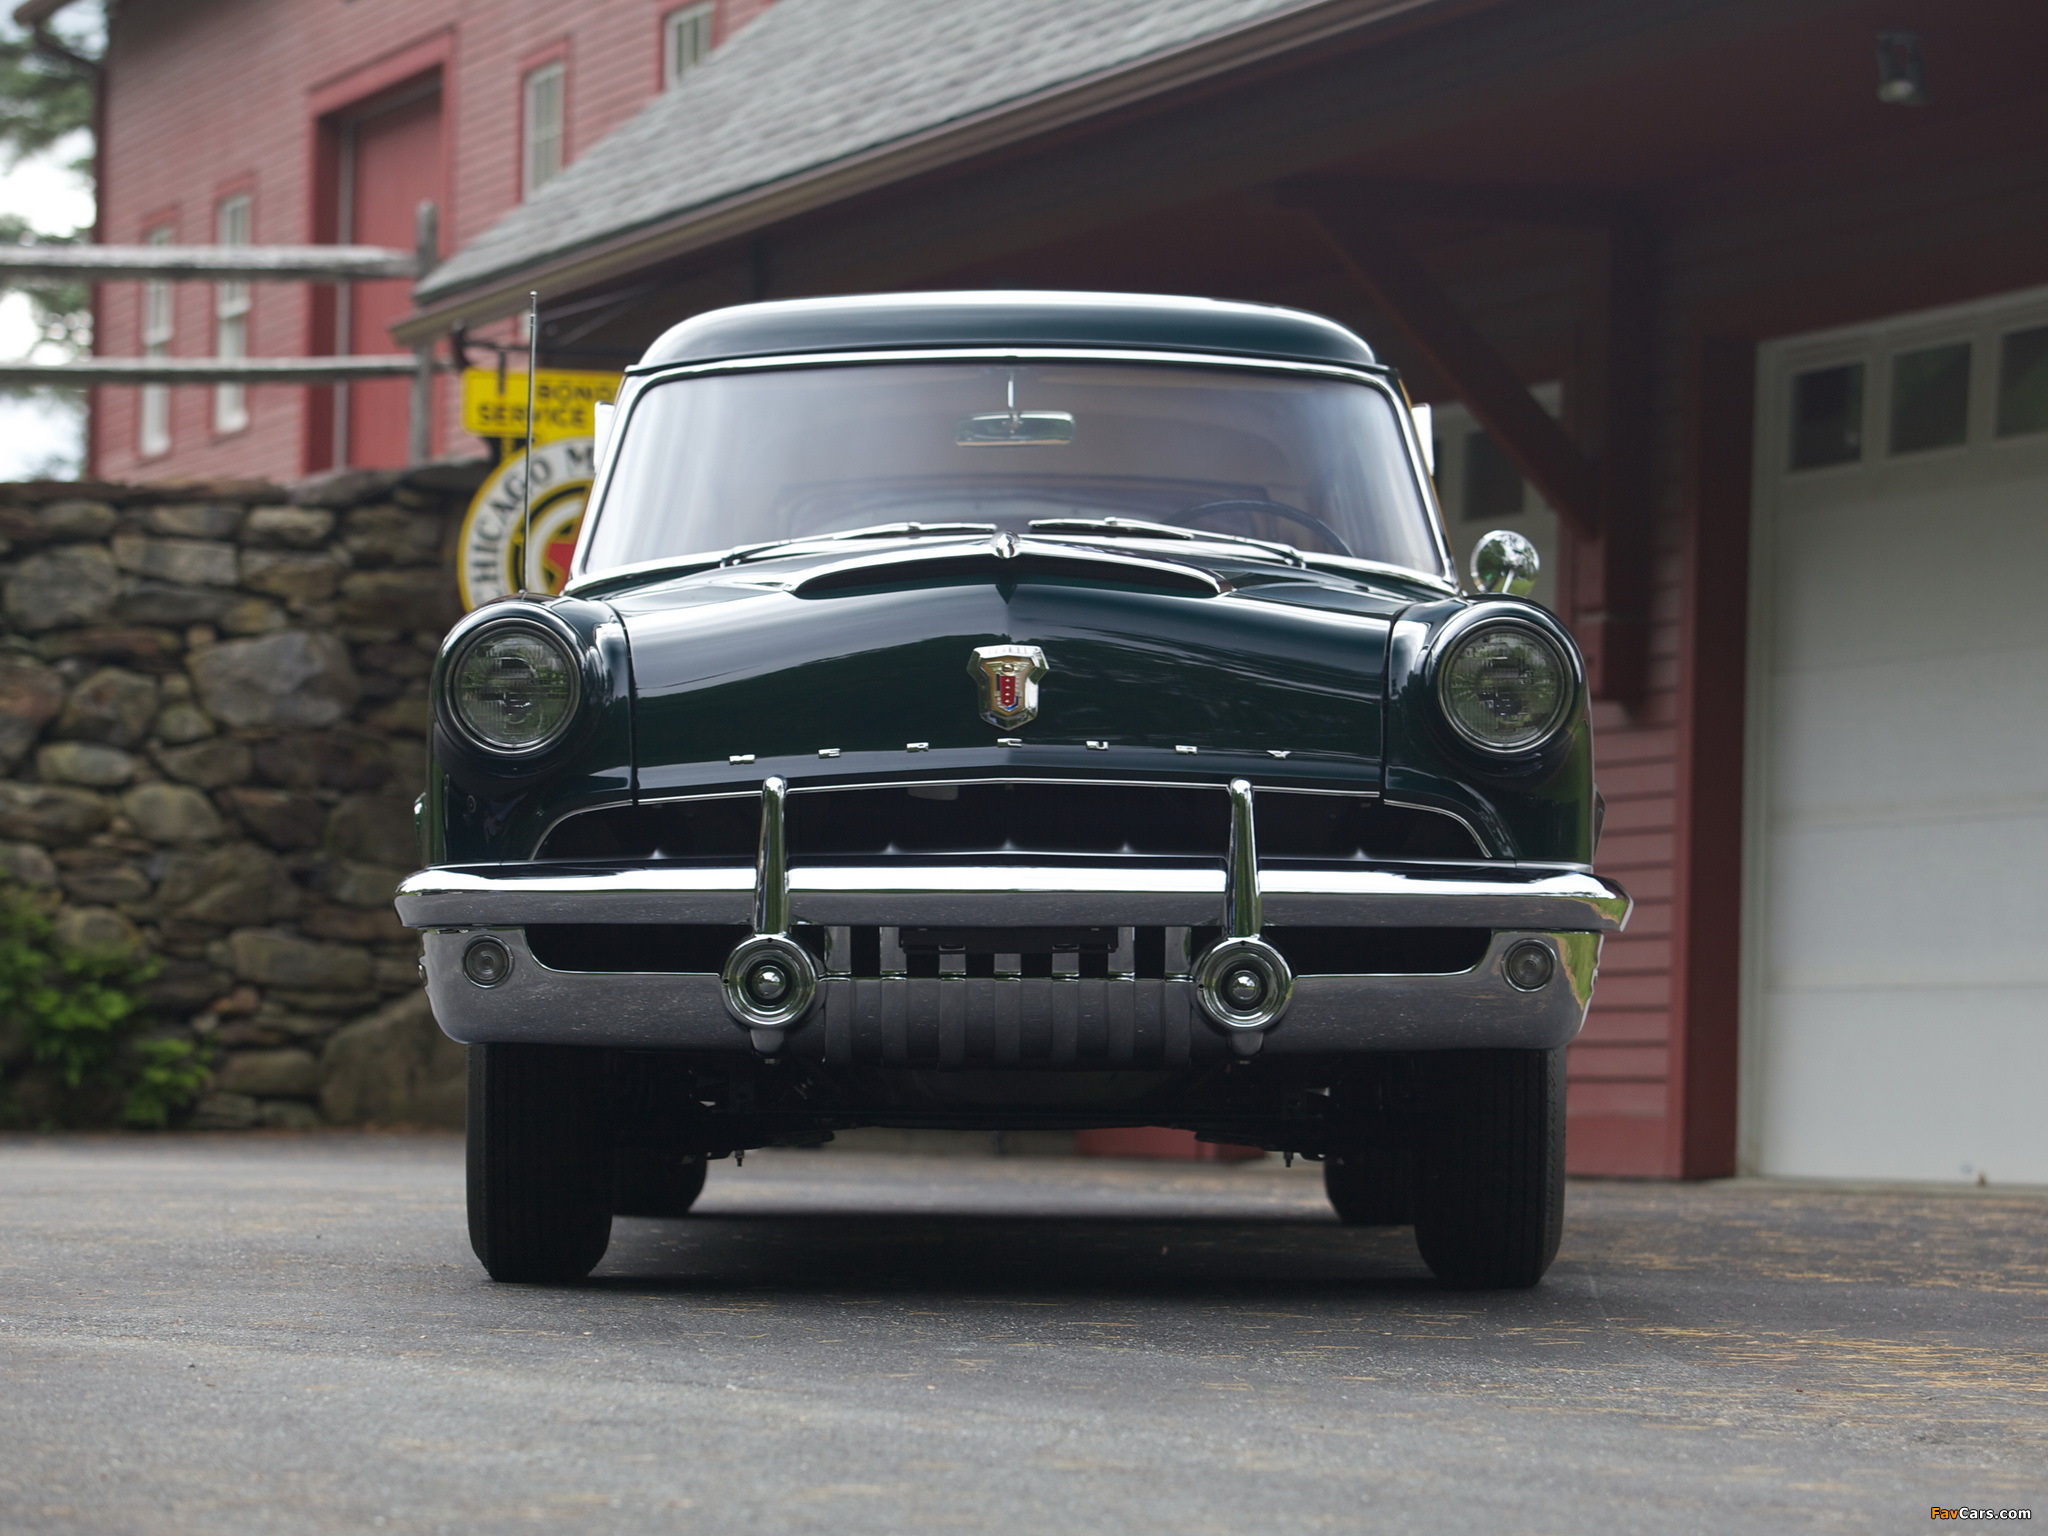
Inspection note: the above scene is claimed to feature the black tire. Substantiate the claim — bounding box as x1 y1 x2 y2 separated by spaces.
467 1043 613 1283
1411 1048 1566 1289
1324 1148 1415 1226
613 1149 709 1218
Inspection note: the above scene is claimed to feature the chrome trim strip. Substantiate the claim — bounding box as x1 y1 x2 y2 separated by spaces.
1380 796 1491 858
396 862 1631 932
419 928 1596 1053
660 776 1387 800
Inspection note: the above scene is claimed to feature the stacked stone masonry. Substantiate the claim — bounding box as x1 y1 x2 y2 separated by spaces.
0 464 489 1130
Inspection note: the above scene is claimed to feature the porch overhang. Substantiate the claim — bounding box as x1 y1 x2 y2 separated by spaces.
391 0 1499 344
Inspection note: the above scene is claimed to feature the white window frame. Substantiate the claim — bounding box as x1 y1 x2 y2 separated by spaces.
138 225 174 457
663 3 715 89
213 194 251 434
522 62 566 198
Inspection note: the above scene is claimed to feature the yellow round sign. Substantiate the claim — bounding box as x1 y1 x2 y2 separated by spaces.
456 438 596 610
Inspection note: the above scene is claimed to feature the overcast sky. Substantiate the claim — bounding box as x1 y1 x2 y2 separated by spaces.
1 129 96 479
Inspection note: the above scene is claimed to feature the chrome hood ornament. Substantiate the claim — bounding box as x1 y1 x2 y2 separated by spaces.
969 644 1047 728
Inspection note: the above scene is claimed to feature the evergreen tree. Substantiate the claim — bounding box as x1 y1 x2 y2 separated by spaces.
0 4 99 364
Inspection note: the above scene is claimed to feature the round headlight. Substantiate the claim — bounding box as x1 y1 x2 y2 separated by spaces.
447 623 580 751
1437 621 1572 753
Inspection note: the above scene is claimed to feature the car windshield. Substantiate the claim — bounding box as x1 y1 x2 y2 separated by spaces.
583 360 1445 575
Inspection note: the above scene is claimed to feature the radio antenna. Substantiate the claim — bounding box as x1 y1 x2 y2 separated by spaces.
522 291 539 593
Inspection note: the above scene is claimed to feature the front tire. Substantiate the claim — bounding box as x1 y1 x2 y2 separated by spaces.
467 1043 613 1283
1411 1048 1566 1289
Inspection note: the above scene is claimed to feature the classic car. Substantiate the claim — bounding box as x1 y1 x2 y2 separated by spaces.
396 290 1630 1289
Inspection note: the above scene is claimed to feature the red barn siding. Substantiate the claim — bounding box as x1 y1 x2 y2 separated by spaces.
91 0 781 481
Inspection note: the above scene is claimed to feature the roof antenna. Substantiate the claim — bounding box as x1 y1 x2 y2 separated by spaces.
523 290 539 593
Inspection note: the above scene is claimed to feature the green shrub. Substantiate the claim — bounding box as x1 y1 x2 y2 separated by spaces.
122 1038 214 1129
0 886 207 1127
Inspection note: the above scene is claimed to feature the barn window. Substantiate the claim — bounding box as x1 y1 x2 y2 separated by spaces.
1790 362 1864 469
663 3 715 89
213 195 251 435
1888 342 1969 454
1995 325 2048 438
523 62 565 197
139 225 173 457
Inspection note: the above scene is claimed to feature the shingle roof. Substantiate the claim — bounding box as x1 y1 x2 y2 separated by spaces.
417 0 1330 307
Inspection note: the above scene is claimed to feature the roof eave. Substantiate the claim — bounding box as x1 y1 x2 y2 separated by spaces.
394 0 1495 345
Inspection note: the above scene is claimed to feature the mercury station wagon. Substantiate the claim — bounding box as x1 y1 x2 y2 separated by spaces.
396 291 1630 1288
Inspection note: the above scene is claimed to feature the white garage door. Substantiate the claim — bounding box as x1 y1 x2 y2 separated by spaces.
1745 288 2048 1183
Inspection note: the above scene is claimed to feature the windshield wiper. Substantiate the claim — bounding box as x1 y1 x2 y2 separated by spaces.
721 522 997 567
1029 517 1303 566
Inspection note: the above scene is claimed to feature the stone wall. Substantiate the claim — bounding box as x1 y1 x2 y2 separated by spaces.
0 465 487 1130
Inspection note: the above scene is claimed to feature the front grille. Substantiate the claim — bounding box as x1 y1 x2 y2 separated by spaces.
796 977 1212 1067
523 922 1487 977
539 783 1483 862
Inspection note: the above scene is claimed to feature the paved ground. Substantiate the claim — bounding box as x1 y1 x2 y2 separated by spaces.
1 1136 2043 1535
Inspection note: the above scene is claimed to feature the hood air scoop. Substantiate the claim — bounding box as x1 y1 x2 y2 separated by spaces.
791 535 1225 598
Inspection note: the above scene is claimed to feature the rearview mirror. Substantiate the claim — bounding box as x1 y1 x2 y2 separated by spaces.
956 411 1075 447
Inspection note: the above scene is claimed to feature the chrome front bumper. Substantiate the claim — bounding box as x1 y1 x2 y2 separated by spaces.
398 859 1629 1059
395 861 1631 932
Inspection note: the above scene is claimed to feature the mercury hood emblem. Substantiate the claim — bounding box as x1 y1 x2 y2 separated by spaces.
969 644 1048 728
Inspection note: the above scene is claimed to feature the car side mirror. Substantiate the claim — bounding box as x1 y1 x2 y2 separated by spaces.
1470 529 1540 596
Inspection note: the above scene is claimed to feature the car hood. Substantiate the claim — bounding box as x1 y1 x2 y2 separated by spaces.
604 537 1414 799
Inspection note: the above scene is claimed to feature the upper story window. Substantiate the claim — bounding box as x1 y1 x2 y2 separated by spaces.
213 194 252 434
139 225 174 458
522 62 565 197
663 3 715 89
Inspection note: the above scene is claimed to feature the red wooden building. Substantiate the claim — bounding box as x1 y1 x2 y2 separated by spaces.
73 0 777 481
66 0 2048 1181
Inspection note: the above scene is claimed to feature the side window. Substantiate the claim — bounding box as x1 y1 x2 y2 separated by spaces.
213 195 252 435
523 62 566 198
663 3 715 89
139 224 174 457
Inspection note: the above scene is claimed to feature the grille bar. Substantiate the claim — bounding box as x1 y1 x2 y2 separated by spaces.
808 976 1206 1067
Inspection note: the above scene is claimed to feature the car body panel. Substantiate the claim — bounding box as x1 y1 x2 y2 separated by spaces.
620 544 1397 799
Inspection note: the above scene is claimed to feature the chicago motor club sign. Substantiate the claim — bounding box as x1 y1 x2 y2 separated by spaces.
456 437 596 610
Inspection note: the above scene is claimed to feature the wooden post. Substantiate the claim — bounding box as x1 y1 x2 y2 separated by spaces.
1665 337 1756 1179
408 201 440 467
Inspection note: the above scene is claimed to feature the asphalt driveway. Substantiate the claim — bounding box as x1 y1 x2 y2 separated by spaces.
0 1135 2042 1534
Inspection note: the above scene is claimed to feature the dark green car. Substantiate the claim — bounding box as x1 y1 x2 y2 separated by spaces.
398 291 1629 1289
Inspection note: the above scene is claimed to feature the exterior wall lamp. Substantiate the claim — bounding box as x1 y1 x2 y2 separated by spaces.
1876 31 1929 106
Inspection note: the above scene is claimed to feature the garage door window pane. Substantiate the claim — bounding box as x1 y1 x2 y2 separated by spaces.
1790 363 1864 469
1995 325 2048 438
1888 342 1969 454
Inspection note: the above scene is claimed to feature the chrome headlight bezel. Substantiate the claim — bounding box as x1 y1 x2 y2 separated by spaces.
443 619 584 757
1432 612 1579 757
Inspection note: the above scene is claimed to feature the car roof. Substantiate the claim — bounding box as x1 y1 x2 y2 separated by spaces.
633 290 1380 372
